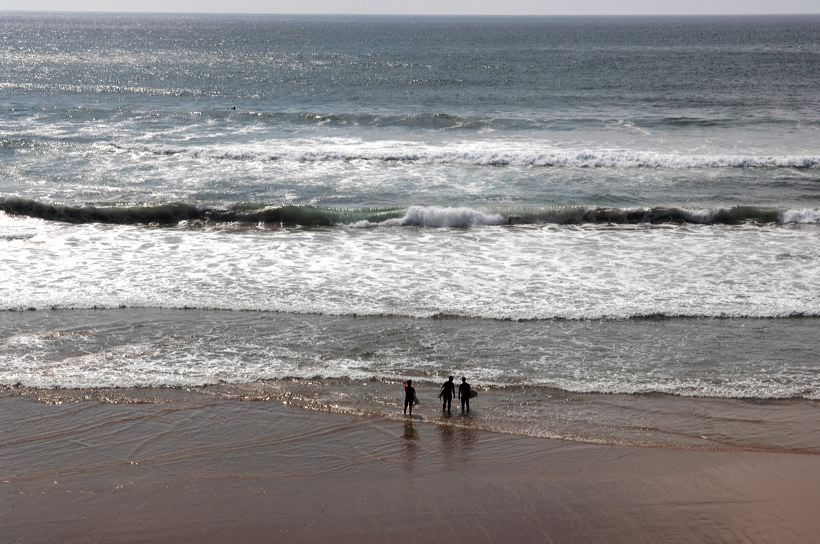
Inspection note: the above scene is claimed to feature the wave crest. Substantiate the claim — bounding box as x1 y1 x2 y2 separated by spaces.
779 209 820 224
377 206 505 228
1 198 817 227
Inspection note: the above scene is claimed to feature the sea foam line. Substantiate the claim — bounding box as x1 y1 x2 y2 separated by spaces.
107 142 820 169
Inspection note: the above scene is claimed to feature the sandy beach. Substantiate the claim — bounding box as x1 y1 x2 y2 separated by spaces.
2 390 818 544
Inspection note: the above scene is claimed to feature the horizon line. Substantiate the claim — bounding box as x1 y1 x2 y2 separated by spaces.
2 9 819 17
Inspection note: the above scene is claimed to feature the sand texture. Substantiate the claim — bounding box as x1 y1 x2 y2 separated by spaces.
2 392 818 543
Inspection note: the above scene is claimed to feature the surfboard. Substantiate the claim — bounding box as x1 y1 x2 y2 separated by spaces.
469 389 477 398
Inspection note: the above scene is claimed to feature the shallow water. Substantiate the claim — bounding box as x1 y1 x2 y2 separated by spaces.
3 309 818 452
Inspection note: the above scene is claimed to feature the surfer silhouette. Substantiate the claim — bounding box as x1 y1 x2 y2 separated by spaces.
403 380 417 416
439 376 456 415
458 376 471 414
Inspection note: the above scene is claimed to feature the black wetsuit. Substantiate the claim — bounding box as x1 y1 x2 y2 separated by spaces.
459 382 471 413
404 385 416 414
440 380 455 413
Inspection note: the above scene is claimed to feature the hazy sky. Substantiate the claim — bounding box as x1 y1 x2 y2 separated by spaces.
3 0 820 15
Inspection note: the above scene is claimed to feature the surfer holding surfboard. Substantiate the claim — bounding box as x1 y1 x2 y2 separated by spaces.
458 376 474 414
402 375 477 417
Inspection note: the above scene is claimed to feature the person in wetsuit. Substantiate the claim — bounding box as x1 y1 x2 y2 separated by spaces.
403 380 417 416
439 376 456 415
458 376 471 414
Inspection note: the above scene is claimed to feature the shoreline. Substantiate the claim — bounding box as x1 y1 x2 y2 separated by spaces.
4 382 819 455
2 391 818 543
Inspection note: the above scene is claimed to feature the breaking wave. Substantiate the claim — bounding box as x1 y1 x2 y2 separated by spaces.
106 142 820 169
81 108 820 131
1 198 818 227
356 206 505 228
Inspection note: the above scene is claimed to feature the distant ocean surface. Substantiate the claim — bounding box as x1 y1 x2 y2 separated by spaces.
1 13 818 450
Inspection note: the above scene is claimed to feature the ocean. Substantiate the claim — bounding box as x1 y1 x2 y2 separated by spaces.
1 13 818 452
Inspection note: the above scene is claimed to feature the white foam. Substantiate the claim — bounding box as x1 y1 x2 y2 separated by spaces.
779 209 820 224
110 140 820 169
379 206 505 228
681 208 718 223
1 221 818 320
543 376 815 400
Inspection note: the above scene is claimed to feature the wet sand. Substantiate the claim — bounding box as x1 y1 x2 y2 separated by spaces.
1 390 818 543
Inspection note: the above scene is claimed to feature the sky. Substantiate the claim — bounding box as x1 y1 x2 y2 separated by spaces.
2 0 819 15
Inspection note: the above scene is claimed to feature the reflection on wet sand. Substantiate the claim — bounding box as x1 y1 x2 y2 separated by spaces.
438 419 479 452
3 393 819 543
401 419 419 463
402 419 419 442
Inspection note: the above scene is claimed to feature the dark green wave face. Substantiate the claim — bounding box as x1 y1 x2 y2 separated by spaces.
1 198 812 226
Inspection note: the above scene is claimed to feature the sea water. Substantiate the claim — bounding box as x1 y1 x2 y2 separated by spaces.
1 13 818 450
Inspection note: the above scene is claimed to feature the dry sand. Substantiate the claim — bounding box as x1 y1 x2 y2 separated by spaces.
1 391 818 543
